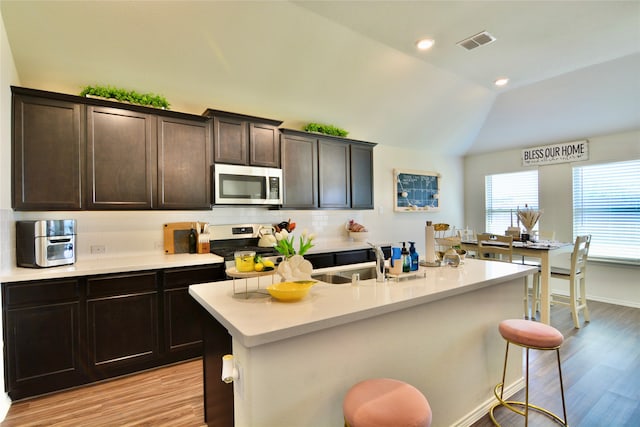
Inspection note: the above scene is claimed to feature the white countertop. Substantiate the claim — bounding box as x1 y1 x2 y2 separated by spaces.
0 239 389 283
189 258 536 348
0 253 225 282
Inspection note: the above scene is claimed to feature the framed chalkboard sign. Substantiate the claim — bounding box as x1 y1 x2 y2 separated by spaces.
394 169 440 212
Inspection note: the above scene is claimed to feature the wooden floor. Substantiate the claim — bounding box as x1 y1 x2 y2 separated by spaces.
2 300 638 427
1 360 206 427
472 300 640 426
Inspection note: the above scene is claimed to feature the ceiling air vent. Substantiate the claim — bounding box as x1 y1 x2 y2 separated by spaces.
457 31 496 51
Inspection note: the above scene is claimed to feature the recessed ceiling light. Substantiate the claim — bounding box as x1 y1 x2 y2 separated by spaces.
494 77 509 87
416 38 435 50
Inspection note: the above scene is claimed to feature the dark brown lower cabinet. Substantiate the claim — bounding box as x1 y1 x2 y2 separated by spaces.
86 272 159 380
2 278 86 400
163 264 225 362
2 264 226 400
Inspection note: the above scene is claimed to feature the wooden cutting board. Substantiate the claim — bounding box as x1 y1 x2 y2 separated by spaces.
164 222 196 254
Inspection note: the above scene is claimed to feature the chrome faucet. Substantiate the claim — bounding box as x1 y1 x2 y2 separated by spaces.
368 242 386 282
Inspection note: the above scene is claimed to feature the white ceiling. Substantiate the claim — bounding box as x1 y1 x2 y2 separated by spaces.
1 0 639 155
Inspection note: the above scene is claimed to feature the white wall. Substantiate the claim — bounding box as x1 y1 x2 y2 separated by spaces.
0 8 19 419
464 130 640 307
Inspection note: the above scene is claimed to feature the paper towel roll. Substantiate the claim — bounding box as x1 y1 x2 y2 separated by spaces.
425 221 436 263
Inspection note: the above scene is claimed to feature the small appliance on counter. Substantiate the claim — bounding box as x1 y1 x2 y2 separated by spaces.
16 219 76 268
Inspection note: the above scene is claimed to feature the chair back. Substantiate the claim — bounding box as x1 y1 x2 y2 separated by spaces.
571 235 591 277
477 233 513 263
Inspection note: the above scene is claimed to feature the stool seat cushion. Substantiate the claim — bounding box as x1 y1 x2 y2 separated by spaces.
343 378 432 427
499 319 564 349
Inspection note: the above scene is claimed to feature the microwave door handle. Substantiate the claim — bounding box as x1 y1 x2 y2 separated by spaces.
49 238 72 243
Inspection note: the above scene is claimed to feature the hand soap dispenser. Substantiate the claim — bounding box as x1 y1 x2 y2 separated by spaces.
401 242 411 273
409 241 419 271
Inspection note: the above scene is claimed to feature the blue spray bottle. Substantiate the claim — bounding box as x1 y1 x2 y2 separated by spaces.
409 241 419 271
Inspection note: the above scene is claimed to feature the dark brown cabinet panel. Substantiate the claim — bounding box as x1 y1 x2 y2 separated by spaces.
12 93 83 210
350 143 375 209
86 272 159 378
249 122 280 167
163 264 225 362
3 278 85 400
318 139 351 209
86 106 156 209
157 116 212 209
281 132 318 208
205 109 282 168
213 116 247 165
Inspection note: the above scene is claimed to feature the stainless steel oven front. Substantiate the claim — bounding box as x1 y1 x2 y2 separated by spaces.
213 164 282 205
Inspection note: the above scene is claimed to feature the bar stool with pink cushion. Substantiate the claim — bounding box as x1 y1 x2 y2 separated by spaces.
343 378 432 427
490 319 568 426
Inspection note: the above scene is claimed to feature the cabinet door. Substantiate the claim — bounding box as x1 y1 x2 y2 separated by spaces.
3 279 85 399
318 139 350 209
249 123 280 167
281 134 318 208
350 144 375 209
163 265 225 362
12 94 83 210
86 106 156 209
86 272 159 378
213 116 247 165
157 117 212 209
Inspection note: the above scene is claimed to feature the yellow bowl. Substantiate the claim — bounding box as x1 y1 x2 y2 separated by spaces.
266 281 315 302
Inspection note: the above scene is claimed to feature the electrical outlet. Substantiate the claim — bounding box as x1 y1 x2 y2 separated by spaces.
90 245 106 254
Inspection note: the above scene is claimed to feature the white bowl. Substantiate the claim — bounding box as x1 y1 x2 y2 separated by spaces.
349 231 369 242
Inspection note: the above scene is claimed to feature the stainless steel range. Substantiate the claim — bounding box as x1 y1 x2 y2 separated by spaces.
208 223 283 269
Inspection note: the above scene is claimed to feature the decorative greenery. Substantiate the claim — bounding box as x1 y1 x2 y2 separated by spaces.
274 231 315 258
303 122 348 137
80 85 170 109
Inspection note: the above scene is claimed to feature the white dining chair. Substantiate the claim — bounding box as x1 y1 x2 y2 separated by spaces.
549 235 592 328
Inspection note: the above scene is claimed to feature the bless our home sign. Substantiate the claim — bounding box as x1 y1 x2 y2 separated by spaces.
522 140 589 166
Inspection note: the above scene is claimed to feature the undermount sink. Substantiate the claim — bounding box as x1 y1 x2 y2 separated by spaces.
312 266 379 284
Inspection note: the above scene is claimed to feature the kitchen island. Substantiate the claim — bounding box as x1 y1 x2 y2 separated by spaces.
189 258 536 427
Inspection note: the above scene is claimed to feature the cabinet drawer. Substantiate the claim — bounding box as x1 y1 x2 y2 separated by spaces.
305 253 335 269
87 272 158 298
335 250 369 266
4 279 80 308
164 264 225 289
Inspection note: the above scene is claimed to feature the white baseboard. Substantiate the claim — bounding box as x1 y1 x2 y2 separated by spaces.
451 378 525 427
0 392 11 421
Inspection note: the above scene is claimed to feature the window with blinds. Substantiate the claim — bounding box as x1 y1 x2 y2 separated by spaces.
573 159 640 264
485 170 539 235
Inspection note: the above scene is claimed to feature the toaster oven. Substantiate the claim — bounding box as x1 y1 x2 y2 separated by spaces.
16 219 76 268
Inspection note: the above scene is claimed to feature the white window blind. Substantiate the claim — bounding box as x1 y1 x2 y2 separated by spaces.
573 159 640 264
485 170 538 235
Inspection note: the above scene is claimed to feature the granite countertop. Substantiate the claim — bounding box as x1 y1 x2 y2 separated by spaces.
189 258 536 348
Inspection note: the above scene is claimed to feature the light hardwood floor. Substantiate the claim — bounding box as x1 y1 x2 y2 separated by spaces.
2 300 638 426
1 360 206 427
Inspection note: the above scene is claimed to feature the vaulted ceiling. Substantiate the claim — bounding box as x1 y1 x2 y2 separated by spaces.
2 1 639 155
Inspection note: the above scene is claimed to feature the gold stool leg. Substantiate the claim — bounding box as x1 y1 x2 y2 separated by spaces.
490 342 569 426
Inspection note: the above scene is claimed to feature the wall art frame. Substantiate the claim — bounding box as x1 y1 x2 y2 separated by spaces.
394 168 440 212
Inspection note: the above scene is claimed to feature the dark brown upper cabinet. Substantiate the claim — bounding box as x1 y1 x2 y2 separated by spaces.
280 131 318 209
280 129 376 210
86 106 157 209
11 86 213 211
157 116 212 209
350 143 375 209
12 92 84 210
318 138 351 209
203 109 282 168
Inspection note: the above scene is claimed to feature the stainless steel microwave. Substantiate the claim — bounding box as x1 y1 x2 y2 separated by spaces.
213 164 282 205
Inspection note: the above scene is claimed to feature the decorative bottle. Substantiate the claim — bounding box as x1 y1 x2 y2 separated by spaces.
401 242 411 273
409 241 419 271
188 228 197 254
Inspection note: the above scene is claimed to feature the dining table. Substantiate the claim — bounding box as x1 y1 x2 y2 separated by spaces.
460 239 572 325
